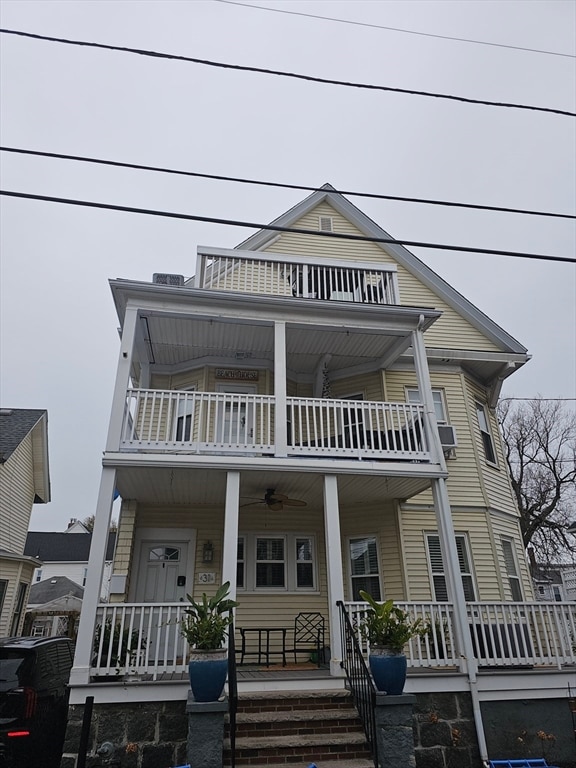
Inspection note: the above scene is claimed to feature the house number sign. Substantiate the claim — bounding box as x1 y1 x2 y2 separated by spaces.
215 369 259 381
198 572 216 584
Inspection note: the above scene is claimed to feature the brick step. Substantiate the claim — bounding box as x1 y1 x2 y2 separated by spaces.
224 732 373 763
232 688 355 714
233 707 363 738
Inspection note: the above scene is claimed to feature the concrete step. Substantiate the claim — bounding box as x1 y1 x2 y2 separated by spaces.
232 761 375 768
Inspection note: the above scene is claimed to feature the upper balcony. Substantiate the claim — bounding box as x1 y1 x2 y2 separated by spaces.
195 247 399 306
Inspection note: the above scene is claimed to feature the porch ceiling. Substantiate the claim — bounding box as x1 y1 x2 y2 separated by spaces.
114 466 432 509
139 314 407 375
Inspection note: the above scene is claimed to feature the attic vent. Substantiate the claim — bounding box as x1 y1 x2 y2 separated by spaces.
319 216 333 232
153 273 184 287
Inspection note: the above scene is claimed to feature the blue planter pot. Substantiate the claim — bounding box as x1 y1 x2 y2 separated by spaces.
369 649 407 695
188 650 228 702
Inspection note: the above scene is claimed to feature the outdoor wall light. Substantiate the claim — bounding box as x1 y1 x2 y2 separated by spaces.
202 541 214 563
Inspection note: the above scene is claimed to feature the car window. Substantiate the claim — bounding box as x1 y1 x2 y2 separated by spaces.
0 650 34 691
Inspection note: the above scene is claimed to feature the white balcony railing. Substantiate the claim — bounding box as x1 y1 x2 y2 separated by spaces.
91 601 576 681
120 389 430 462
196 249 399 306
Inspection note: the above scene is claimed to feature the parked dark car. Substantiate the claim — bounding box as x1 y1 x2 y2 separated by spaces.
0 636 74 768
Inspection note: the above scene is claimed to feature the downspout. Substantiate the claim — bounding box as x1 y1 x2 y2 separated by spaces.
412 318 489 766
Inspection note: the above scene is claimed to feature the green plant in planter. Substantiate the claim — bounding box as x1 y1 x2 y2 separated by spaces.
93 619 147 669
359 592 425 652
180 581 239 650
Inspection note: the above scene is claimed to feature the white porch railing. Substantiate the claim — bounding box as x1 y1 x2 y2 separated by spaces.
92 603 189 680
287 399 428 459
344 600 576 670
196 249 399 306
120 389 430 462
91 601 576 681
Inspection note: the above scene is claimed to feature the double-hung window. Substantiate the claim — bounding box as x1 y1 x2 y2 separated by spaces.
426 533 476 601
349 536 381 600
238 534 316 592
475 401 497 465
406 387 447 424
501 538 523 601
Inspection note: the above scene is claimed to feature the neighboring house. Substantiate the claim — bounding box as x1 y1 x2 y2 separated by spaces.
24 576 84 638
24 528 116 600
68 187 576 764
0 408 50 637
532 564 576 602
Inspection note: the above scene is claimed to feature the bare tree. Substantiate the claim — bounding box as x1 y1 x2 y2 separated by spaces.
498 398 576 563
82 515 118 532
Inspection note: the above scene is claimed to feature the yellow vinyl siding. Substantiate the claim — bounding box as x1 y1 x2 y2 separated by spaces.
385 370 487 507
264 202 500 353
0 435 36 554
110 500 137 602
339 502 404 601
0 561 19 636
464 378 519 517
491 514 533 600
401 508 504 601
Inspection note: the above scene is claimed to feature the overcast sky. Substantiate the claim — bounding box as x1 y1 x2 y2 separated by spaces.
1 0 574 532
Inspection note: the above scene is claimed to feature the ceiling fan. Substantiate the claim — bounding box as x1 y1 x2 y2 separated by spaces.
241 488 307 512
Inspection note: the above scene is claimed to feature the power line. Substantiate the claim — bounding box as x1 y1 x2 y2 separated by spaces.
3 146 573 221
215 0 576 59
2 189 575 264
1 28 573 118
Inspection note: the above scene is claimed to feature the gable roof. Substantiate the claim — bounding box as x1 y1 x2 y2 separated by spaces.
28 575 84 605
0 408 50 502
236 184 528 356
24 531 117 562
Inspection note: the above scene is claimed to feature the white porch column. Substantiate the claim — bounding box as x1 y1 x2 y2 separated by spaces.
431 478 488 762
69 467 116 685
323 474 346 677
274 320 288 457
411 322 445 467
106 305 139 452
221 470 240 600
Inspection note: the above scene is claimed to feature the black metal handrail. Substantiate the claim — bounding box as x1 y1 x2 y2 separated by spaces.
227 620 238 768
337 600 378 767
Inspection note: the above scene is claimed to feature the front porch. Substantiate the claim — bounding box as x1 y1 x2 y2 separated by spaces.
88 599 576 683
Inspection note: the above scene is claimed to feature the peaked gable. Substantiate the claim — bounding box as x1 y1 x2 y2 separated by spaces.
237 185 527 356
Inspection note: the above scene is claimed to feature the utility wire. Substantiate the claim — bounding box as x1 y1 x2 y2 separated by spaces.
2 189 574 264
2 146 573 221
1 28 573 118
215 0 576 59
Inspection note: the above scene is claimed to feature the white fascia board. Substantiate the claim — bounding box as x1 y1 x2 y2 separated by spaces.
109 279 441 336
31 412 51 504
233 186 528 355
197 244 398 274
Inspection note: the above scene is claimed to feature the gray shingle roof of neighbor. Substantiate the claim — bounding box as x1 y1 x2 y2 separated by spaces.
28 575 84 605
0 408 47 463
24 531 117 562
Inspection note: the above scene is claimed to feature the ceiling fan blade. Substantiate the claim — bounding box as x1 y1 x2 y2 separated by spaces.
267 502 284 511
283 498 307 507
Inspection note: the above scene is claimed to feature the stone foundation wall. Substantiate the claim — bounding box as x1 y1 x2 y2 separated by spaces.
61 694 576 768
61 701 188 768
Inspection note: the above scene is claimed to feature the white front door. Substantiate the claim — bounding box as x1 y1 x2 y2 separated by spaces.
216 385 256 445
137 542 188 602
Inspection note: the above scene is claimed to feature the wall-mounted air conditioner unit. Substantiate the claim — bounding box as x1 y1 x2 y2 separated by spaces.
153 273 184 287
438 424 457 451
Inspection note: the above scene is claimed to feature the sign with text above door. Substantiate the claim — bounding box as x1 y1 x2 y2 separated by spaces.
215 369 259 381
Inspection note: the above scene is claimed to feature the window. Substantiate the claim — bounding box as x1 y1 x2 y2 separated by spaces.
10 582 28 636
82 567 88 587
237 537 245 589
475 401 497 464
0 580 7 615
174 388 196 442
426 534 476 601
406 388 447 424
148 546 180 561
238 534 317 592
35 569 43 583
501 538 523 601
349 536 381 601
